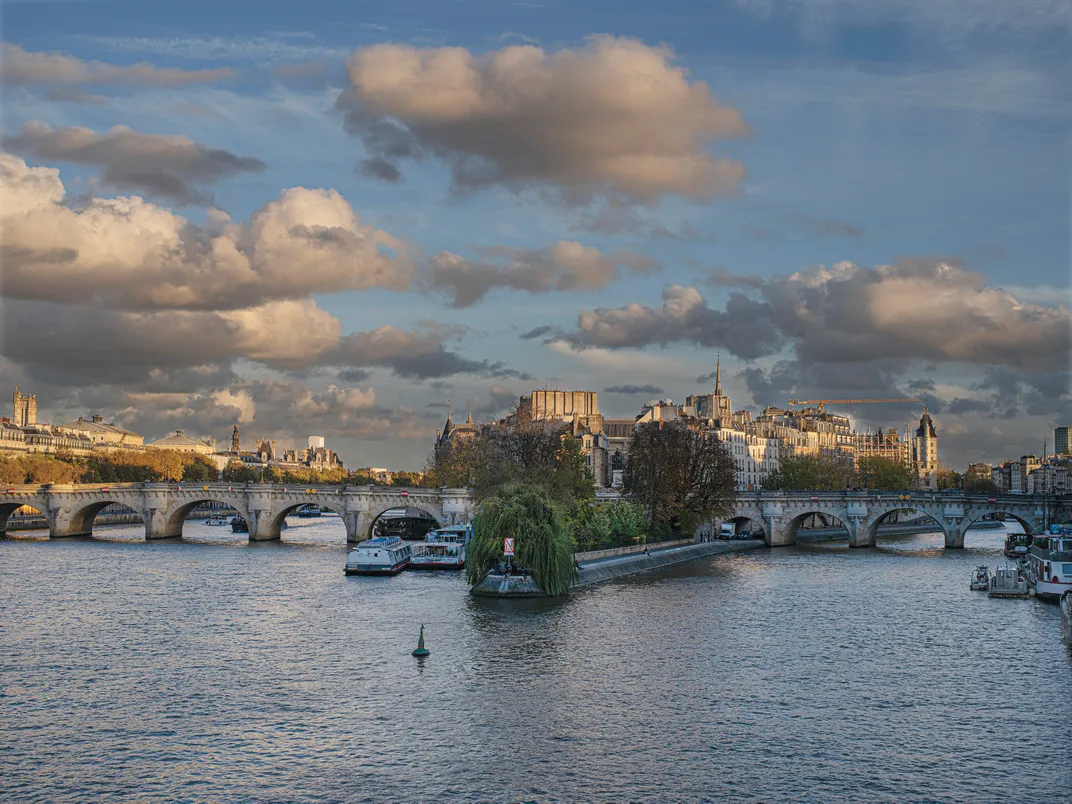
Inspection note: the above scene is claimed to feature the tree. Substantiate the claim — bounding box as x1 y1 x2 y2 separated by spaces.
465 483 576 595
857 456 918 490
963 464 999 494
936 466 962 490
623 420 736 535
768 454 857 490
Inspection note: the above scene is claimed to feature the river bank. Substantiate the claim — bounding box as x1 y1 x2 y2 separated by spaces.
470 538 763 597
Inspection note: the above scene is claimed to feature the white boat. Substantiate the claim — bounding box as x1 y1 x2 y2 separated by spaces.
410 524 471 571
1061 591 1072 644
205 514 231 526
969 566 992 591
1024 526 1072 601
988 564 1029 599
345 536 411 576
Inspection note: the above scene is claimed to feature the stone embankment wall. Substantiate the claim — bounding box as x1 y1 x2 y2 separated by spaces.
470 538 762 597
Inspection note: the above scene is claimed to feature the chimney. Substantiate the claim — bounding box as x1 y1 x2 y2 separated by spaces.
92 415 103 423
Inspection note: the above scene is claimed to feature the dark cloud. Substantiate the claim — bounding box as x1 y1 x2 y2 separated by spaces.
4 121 266 204
359 157 403 182
520 325 558 341
566 260 1070 371
337 369 371 383
568 285 783 360
427 241 659 308
793 213 863 238
337 36 748 204
604 384 664 395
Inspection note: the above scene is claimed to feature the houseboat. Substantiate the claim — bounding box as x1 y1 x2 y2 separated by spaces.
410 524 471 570
206 514 231 526
345 536 412 576
231 516 249 534
1024 525 1072 601
297 505 322 518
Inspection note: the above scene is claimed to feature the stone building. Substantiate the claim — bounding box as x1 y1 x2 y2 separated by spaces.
913 409 939 489
61 415 144 448
12 386 36 427
146 429 216 455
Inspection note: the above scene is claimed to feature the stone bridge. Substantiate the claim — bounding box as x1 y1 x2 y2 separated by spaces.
725 491 1068 549
0 483 476 543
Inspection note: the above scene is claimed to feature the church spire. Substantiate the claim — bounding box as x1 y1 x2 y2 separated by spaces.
714 352 722 396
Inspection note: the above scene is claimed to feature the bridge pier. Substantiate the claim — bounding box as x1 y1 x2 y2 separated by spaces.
144 507 182 540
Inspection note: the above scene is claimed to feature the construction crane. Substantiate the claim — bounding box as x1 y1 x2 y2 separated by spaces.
787 398 923 414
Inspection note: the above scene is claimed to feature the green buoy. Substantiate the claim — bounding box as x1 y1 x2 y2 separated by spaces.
412 624 430 657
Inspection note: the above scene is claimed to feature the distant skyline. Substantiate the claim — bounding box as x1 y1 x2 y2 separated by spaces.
0 0 1068 470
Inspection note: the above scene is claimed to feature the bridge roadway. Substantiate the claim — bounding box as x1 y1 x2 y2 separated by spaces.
0 483 1062 548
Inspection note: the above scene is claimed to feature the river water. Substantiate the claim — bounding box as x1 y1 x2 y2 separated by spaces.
2 517 1069 803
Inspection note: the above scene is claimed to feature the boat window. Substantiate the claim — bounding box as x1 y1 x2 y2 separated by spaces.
1062 564 1072 576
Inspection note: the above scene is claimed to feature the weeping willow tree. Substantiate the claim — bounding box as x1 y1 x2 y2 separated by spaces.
466 483 576 596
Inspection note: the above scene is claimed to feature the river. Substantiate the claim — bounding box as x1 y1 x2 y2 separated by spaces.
2 517 1069 803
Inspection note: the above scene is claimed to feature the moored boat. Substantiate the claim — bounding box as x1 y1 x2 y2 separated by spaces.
231 516 249 533
1024 525 1072 601
1003 532 1032 559
297 504 322 518
969 565 992 591
410 524 471 570
206 514 231 526
345 536 411 576
988 563 1029 599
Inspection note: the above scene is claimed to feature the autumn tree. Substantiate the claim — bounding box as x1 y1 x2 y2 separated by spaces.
623 420 736 535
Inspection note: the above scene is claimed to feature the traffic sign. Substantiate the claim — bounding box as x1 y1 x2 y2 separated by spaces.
503 537 515 556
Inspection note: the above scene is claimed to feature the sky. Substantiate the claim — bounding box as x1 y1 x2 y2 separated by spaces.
0 0 1069 471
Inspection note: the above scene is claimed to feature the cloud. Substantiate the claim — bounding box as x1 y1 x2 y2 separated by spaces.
427 241 658 307
707 268 765 288
0 42 234 86
569 285 783 359
568 259 1071 370
520 325 559 341
326 325 491 379
3 122 266 204
792 213 863 238
604 384 664 395
337 35 749 204
0 152 413 310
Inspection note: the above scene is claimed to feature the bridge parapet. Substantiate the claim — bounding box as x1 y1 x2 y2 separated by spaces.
1 483 476 542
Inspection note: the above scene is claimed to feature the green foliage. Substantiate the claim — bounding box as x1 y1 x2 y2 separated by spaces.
936 467 962 490
856 456 918 490
623 421 736 535
465 483 576 596
570 499 648 551
434 417 594 504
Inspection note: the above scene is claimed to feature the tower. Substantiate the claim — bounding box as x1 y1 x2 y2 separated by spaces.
12 385 36 427
914 407 939 489
714 353 722 396
231 423 240 453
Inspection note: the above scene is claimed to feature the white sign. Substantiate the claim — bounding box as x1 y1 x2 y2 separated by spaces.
503 537 515 556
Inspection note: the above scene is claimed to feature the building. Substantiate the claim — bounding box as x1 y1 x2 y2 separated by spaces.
1056 426 1070 456
61 415 145 448
1 387 144 457
12 386 36 427
146 429 216 455
914 409 939 490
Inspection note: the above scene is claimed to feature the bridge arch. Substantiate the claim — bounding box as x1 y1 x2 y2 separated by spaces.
366 503 444 540
160 495 251 540
865 505 950 547
784 509 853 544
267 499 352 542
0 500 48 538
61 499 146 539
723 514 768 542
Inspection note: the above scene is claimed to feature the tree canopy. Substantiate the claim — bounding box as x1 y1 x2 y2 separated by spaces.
465 482 576 595
763 454 921 491
623 420 736 535
432 417 594 504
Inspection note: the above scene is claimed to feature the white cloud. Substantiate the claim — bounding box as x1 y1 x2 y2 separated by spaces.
338 35 749 203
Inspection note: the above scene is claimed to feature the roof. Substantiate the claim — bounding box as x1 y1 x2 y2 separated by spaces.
62 416 139 437
148 429 212 448
915 410 937 439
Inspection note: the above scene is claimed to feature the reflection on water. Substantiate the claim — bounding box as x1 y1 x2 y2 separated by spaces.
1 523 1069 803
